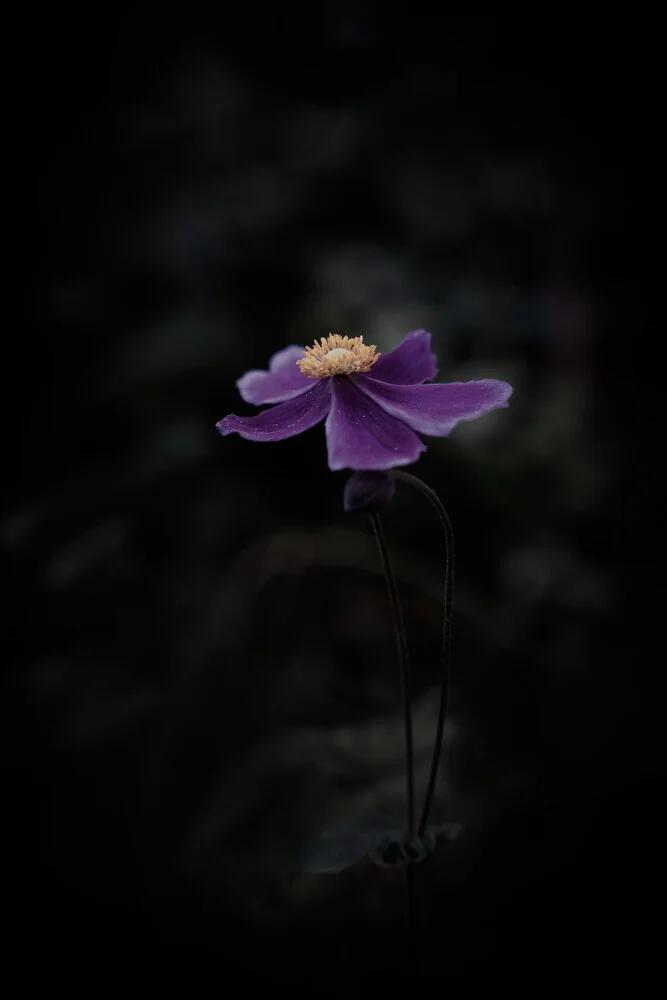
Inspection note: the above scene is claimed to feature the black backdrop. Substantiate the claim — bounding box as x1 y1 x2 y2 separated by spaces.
9 8 657 982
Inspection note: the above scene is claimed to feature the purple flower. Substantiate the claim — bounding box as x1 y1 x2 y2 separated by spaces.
217 331 512 471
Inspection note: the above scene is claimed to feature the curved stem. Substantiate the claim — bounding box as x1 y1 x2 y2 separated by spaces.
393 470 454 837
369 511 415 835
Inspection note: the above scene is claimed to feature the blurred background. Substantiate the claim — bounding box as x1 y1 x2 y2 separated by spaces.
9 9 656 979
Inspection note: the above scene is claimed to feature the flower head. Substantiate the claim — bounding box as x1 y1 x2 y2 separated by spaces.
217 330 512 471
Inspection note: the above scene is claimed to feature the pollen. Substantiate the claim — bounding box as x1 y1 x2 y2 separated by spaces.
297 334 381 378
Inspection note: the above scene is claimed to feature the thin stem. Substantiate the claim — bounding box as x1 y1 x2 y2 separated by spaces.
369 511 415 835
393 470 454 838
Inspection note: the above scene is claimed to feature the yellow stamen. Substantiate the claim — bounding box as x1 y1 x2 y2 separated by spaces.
297 334 380 378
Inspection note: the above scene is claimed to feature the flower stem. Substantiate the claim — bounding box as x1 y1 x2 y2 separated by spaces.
393 470 455 838
369 510 416 942
369 512 415 834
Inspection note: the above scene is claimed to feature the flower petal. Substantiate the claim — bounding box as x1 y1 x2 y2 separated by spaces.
366 329 437 385
217 380 331 441
353 375 513 436
325 377 426 471
236 345 312 405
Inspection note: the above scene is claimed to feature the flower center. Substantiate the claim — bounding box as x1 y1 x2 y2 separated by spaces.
297 334 380 378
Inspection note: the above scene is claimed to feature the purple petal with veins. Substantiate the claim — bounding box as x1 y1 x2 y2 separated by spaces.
217 380 331 441
325 376 426 471
354 375 513 436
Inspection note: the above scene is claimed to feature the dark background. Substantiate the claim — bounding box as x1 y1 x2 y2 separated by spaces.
9 9 657 980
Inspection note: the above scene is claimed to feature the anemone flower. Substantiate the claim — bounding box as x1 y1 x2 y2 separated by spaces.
217 330 512 470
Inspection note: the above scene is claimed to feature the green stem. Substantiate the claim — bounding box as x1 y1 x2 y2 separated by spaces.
393 470 454 837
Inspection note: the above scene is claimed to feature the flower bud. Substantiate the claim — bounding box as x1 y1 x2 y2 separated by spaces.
343 471 395 513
